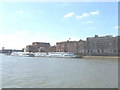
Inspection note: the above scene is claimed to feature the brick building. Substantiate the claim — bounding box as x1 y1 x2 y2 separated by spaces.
48 46 56 52
56 41 68 52
56 40 86 54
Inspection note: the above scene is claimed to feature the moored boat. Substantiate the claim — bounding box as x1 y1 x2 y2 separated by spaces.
11 52 35 57
34 52 47 57
10 52 82 58
47 52 82 58
23 53 35 57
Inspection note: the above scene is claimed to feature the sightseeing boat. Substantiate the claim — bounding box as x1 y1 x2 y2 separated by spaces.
10 52 82 58
47 52 82 58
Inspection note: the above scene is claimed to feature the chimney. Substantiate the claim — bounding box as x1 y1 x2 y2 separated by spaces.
95 35 98 37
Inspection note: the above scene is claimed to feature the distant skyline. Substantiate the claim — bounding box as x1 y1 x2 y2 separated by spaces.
0 2 118 49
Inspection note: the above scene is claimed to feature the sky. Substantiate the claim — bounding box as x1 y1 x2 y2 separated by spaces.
0 2 118 49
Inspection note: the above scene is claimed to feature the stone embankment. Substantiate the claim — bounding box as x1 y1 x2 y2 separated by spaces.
83 56 119 59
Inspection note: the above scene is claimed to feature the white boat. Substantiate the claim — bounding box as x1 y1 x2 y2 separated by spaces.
22 53 35 57
47 52 82 58
63 53 77 58
34 52 47 57
47 52 65 57
11 52 34 57
11 52 19 56
11 52 82 58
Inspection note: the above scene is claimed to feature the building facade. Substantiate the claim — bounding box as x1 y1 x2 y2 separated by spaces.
85 35 119 56
56 41 68 52
56 35 119 56
48 46 56 52
25 35 119 56
56 40 86 54
26 42 50 52
77 40 86 55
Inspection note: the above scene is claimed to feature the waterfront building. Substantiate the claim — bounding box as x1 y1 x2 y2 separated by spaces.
77 40 86 55
25 35 119 56
26 45 38 52
56 41 68 52
56 40 86 54
48 46 56 52
56 41 77 53
26 42 50 52
85 35 119 56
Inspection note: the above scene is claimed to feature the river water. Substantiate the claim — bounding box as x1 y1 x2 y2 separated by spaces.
1 54 118 88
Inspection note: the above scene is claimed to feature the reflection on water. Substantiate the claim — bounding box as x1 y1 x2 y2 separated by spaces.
1 54 118 88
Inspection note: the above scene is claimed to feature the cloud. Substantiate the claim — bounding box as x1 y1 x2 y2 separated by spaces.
84 21 93 23
114 26 119 29
90 10 99 15
64 12 75 18
76 16 83 19
76 10 99 19
76 12 89 19
17 9 24 14
82 13 89 17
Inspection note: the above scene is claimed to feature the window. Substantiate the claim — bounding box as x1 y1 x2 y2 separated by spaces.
91 50 92 52
98 50 100 53
88 50 89 53
102 50 104 52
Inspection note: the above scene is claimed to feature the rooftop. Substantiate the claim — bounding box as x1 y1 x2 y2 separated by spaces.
32 42 50 44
